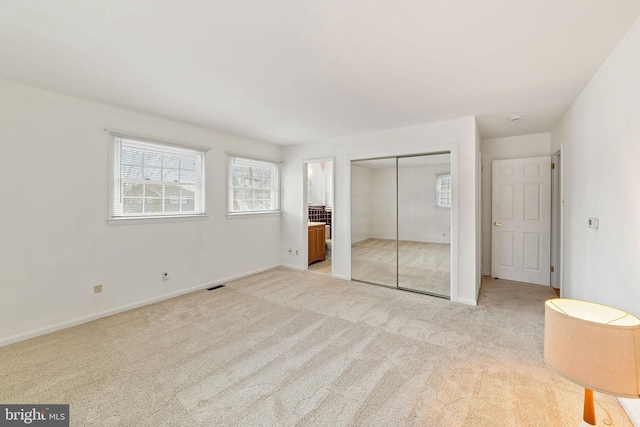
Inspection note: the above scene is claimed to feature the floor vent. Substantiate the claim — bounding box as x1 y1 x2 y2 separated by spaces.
206 285 225 291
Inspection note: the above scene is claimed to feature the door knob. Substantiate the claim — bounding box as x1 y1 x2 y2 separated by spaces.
493 221 503 227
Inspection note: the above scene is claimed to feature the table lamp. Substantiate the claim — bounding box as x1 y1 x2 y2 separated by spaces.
544 298 640 426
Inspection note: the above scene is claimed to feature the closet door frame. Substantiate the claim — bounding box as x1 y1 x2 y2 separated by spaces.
348 147 456 301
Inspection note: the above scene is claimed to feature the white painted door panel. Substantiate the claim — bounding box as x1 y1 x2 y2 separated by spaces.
491 157 551 285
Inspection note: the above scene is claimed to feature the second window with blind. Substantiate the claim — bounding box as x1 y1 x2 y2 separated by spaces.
227 155 281 215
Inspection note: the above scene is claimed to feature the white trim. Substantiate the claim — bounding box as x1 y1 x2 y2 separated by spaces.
559 143 564 297
280 263 304 271
226 211 282 219
0 264 279 348
105 128 211 152
108 214 209 225
225 151 283 165
449 145 459 302
457 297 478 306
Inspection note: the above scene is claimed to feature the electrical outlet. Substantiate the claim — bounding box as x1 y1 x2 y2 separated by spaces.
162 272 169 281
93 284 102 293
588 218 599 229
295 250 299 255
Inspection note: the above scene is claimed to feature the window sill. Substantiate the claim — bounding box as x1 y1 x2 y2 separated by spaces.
226 211 282 219
108 214 209 226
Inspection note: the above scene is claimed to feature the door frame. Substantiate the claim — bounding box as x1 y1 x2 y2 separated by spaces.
550 150 561 291
302 157 335 276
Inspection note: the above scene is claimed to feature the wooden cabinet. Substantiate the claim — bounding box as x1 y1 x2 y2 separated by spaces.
308 224 326 264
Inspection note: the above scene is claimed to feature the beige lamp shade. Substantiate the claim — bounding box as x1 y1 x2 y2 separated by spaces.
544 298 640 398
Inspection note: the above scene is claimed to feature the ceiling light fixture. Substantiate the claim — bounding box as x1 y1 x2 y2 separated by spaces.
509 115 523 122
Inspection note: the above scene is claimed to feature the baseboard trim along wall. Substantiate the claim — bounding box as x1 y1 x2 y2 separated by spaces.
457 297 478 306
0 264 281 348
280 263 304 271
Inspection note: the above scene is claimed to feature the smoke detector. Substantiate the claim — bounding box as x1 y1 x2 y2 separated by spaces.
509 115 523 122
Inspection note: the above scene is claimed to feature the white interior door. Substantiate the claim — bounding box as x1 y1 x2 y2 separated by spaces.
491 156 551 285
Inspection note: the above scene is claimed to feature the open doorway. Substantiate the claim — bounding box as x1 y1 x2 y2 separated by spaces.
304 159 334 276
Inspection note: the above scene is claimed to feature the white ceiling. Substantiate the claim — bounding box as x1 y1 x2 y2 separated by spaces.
1 1 639 145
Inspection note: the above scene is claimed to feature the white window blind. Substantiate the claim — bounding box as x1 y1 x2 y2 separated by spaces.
228 155 280 214
436 174 451 208
110 134 206 218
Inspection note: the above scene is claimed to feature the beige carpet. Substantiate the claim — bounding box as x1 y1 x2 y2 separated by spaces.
308 258 332 276
352 238 450 297
0 269 632 426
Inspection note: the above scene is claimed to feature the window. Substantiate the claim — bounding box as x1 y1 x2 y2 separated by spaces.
110 134 206 219
436 174 451 207
228 155 280 215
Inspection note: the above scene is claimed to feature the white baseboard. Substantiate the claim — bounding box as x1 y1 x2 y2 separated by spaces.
0 264 280 348
619 398 640 427
457 297 478 306
279 263 304 271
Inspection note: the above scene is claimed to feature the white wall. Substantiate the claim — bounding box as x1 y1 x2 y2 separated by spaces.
551 17 640 318
480 133 552 275
0 79 282 346
282 117 480 305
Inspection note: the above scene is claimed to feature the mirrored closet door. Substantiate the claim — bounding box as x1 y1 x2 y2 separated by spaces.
397 154 451 297
350 157 397 288
351 153 451 298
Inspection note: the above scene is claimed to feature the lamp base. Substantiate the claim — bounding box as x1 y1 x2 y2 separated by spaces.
583 388 596 426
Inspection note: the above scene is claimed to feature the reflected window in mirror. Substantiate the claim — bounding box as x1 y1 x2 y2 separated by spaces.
436 174 451 208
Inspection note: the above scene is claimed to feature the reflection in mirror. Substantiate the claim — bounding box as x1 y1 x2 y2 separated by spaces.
351 157 398 288
397 154 451 297
350 153 451 298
